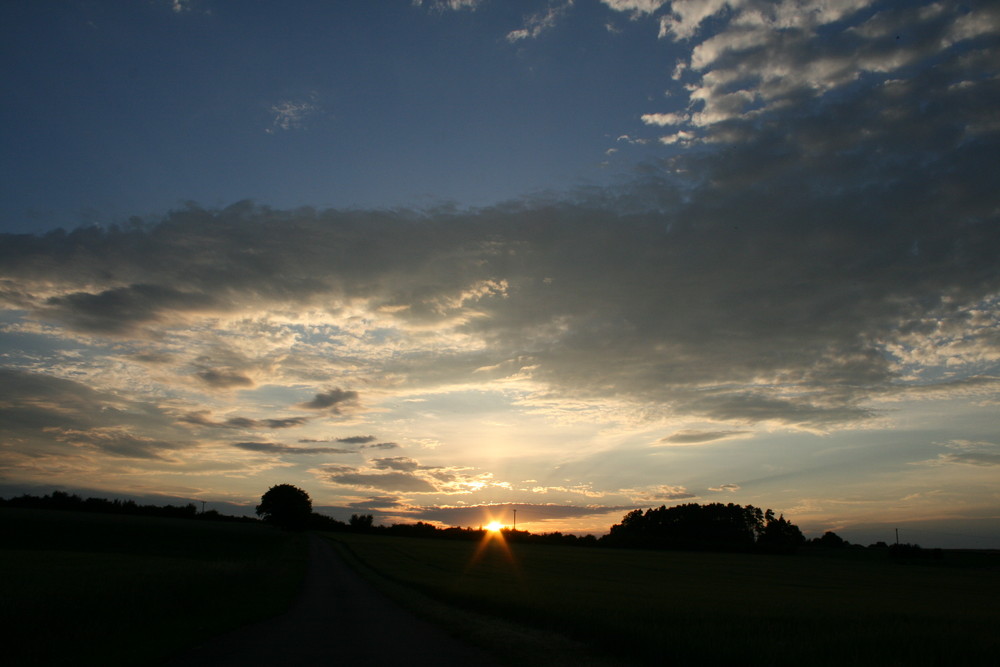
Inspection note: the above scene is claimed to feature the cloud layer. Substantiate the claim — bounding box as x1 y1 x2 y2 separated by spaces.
0 0 997 540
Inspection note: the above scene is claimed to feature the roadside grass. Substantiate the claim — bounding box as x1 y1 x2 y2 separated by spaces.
2 508 307 667
324 532 1000 666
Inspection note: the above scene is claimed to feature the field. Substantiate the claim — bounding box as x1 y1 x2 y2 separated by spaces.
1 508 307 666
325 532 1000 666
4 509 998 666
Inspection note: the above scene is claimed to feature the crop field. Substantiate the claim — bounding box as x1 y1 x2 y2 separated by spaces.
1 508 306 666
325 532 1000 666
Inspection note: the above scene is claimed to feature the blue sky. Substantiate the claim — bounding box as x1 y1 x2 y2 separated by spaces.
2 0 677 229
1 0 999 547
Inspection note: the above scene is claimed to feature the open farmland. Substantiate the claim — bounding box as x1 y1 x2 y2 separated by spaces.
325 532 1000 666
2 508 306 666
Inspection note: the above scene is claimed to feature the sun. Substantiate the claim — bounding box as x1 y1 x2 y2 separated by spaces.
485 521 503 532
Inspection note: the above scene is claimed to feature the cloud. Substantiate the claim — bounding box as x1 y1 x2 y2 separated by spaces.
371 456 422 472
641 112 688 126
415 0 483 11
194 369 255 389
233 442 353 455
709 483 741 492
918 441 1000 467
320 467 439 493
0 369 193 463
363 442 400 450
627 485 697 503
507 1 575 42
181 411 308 430
299 388 359 412
1 9 997 437
48 426 178 460
313 455 500 495
602 0 668 16
658 430 751 445
337 435 377 444
266 97 320 133
39 284 215 336
345 496 408 510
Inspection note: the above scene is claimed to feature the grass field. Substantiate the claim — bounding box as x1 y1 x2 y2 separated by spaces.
325 532 1000 666
1 508 307 666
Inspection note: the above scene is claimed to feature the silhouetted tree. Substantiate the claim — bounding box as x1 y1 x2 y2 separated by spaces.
349 513 374 532
757 513 806 553
256 484 312 530
809 531 849 548
603 503 770 551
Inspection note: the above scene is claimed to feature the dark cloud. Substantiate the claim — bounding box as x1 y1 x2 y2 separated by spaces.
50 427 176 460
362 442 400 450
39 284 215 335
182 411 308 430
262 417 309 429
346 496 407 510
233 442 352 455
0 8 997 430
0 368 191 460
322 469 438 493
370 457 422 472
195 369 254 389
336 435 377 444
300 388 359 412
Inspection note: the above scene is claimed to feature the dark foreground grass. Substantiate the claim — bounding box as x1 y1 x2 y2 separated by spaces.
1 508 307 666
325 532 1000 666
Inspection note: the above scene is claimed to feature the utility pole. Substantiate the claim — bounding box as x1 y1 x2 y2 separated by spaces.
513 509 517 531
895 528 899 545
201 500 206 514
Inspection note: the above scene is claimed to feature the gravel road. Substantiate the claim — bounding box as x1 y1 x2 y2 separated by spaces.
168 534 500 666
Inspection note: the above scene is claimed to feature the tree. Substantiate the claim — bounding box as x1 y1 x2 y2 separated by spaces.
256 484 312 530
603 503 768 551
757 513 806 553
349 513 374 532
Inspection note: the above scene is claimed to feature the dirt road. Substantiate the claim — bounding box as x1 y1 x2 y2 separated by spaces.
168 534 500 666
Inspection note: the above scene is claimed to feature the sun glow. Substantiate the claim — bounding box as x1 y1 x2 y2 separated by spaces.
485 521 503 532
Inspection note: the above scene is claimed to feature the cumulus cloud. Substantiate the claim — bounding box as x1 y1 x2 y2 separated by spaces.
627 485 697 503
299 388 359 412
638 0 1000 148
602 0 668 16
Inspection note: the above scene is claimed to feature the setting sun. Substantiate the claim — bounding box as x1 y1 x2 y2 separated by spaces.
486 521 503 532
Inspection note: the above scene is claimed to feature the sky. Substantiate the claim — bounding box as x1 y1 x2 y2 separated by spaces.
1 0 998 548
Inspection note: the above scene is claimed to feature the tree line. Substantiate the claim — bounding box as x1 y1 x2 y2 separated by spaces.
9 486 926 556
0 490 253 522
